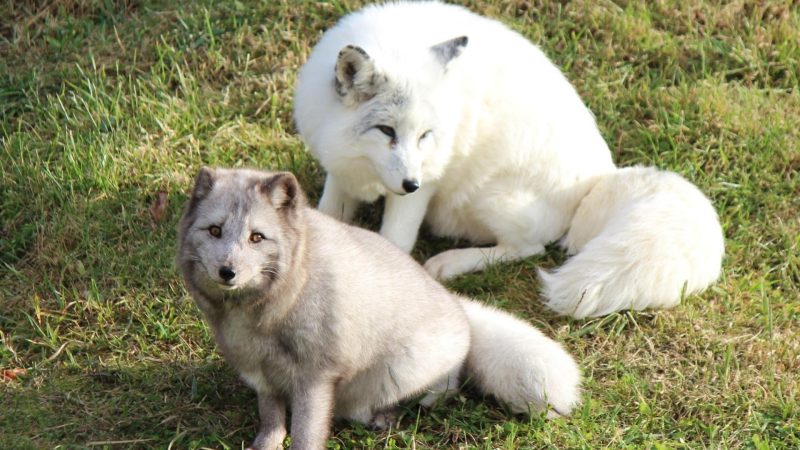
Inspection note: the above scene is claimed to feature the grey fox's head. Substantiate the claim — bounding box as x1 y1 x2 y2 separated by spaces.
332 36 468 195
177 168 305 305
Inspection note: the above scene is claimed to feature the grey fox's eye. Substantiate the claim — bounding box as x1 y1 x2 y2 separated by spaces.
209 226 222 238
419 129 432 142
375 125 396 140
249 232 266 243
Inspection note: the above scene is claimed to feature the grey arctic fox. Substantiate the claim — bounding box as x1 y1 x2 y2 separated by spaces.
177 168 581 450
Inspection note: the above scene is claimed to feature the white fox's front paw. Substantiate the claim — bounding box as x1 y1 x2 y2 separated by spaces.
424 250 476 279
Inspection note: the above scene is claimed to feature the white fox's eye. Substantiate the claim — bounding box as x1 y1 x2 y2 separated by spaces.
419 130 432 142
375 125 396 140
209 226 222 238
249 232 266 243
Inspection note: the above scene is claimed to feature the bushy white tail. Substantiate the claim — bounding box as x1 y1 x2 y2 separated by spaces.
459 298 581 417
540 167 724 319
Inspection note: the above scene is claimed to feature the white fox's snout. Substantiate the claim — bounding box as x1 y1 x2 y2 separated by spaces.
378 149 423 195
381 175 422 196
400 178 420 193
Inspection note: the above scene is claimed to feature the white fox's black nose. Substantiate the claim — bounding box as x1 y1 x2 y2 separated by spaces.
219 266 236 281
402 179 420 193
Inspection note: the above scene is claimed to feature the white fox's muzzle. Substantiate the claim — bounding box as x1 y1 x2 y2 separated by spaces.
401 178 420 193
379 148 423 195
382 175 422 196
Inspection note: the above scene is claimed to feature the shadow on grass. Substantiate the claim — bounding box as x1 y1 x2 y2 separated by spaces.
3 358 541 449
3 359 256 449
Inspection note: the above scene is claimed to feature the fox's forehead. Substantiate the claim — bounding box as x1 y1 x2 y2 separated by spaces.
359 84 440 128
359 87 409 122
192 182 280 230
373 45 443 82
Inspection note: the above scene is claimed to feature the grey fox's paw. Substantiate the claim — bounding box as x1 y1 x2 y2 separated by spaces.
368 408 399 430
246 430 286 450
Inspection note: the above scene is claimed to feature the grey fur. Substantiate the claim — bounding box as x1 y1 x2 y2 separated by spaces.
334 45 388 105
177 168 581 450
430 35 469 65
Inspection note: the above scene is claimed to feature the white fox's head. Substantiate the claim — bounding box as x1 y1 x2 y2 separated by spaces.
330 36 468 195
177 168 306 306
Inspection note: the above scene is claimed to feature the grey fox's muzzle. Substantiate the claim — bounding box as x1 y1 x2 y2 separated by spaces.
219 266 236 282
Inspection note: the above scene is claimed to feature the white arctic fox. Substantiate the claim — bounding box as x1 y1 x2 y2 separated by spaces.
177 168 580 450
293 1 724 317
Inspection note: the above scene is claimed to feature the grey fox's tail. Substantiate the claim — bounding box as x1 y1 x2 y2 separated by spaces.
459 298 581 417
539 166 724 319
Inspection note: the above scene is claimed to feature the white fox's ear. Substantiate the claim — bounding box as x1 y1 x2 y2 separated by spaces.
260 172 304 211
335 45 385 106
191 166 216 201
431 35 468 66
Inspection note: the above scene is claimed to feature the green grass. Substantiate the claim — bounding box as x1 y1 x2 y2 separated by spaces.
1 0 798 448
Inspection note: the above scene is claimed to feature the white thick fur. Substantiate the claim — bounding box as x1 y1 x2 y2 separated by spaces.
539 167 725 318
460 299 580 416
294 1 615 272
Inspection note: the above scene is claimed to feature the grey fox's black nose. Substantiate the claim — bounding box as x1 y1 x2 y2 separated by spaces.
219 266 236 281
402 179 420 193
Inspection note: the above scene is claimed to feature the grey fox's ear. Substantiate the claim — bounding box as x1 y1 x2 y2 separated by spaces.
261 172 304 211
335 45 385 106
431 35 468 66
191 166 216 201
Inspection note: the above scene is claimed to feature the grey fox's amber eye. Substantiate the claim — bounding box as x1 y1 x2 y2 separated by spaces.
375 125 396 140
249 232 265 243
209 226 222 238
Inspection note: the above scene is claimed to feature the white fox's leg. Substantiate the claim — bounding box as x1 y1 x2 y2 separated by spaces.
425 184 572 279
380 185 435 253
424 243 544 280
318 175 359 223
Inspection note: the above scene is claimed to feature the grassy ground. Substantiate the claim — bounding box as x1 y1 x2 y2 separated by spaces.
1 0 798 448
